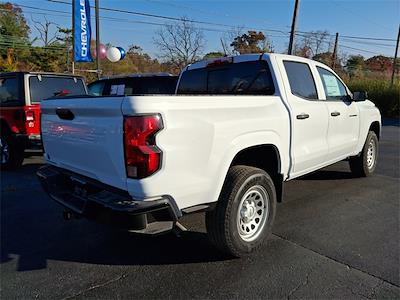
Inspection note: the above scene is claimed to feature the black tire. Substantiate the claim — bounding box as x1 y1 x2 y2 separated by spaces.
349 131 378 177
0 130 24 170
205 165 277 257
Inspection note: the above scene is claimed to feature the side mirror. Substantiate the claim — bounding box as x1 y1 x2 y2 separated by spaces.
353 91 368 102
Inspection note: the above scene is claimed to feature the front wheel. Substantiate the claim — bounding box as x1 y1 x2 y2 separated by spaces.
349 131 378 177
205 165 277 257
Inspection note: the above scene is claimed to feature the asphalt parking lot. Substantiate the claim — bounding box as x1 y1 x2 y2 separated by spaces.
1 124 399 299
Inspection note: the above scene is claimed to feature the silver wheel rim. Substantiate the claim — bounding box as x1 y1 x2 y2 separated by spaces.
0 137 10 164
366 139 376 170
237 185 269 242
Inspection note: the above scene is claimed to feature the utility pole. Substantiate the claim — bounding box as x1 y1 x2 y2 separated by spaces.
391 24 400 86
288 0 300 55
71 0 75 74
220 38 227 56
95 0 101 79
332 32 339 69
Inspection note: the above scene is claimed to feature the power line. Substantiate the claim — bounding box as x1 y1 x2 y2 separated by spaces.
340 35 397 42
21 2 397 44
143 0 290 30
341 38 395 48
14 5 290 37
295 32 383 56
296 30 397 42
340 44 382 55
329 0 393 33
46 0 289 35
10 1 395 57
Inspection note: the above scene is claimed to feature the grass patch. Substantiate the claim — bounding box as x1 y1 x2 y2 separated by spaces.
346 78 399 117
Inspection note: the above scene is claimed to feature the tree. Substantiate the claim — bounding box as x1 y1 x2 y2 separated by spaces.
31 16 59 46
0 2 31 68
365 55 392 74
154 18 205 70
230 31 273 54
220 26 244 55
0 2 30 41
203 52 225 59
346 55 365 77
296 30 329 57
313 52 334 66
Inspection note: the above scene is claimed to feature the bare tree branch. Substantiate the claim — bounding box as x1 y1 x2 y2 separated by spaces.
31 16 59 46
154 17 205 70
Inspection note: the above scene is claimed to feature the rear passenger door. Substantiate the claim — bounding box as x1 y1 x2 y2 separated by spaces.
316 67 359 160
280 60 329 175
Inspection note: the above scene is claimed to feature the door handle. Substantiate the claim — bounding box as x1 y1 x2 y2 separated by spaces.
296 113 309 120
331 111 340 117
56 108 75 120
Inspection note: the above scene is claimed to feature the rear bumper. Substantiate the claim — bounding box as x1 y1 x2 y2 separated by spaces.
37 165 181 230
15 134 42 149
28 134 42 148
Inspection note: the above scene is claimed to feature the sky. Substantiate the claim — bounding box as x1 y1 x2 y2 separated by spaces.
12 0 400 59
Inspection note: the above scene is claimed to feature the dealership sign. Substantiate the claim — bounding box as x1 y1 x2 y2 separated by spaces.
74 0 93 62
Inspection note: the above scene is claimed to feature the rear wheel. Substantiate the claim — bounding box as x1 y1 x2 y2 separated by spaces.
205 165 277 257
0 131 24 170
349 131 378 177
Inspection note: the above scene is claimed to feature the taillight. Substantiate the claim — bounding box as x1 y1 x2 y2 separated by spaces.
25 110 35 121
123 115 163 179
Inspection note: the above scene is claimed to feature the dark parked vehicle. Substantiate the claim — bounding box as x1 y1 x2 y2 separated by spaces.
87 73 178 96
0 72 87 169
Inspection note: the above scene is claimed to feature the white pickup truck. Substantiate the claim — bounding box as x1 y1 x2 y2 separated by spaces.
37 54 381 257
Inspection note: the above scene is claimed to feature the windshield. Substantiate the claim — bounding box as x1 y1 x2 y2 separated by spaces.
29 76 86 103
177 61 275 95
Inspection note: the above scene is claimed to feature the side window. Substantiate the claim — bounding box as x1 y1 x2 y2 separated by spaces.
317 67 348 100
0 77 22 106
283 61 318 100
88 81 105 96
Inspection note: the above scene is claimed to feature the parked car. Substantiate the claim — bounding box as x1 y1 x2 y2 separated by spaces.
87 73 178 96
37 54 381 256
0 72 87 169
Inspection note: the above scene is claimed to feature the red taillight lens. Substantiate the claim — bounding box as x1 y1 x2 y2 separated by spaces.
123 115 163 179
25 110 35 121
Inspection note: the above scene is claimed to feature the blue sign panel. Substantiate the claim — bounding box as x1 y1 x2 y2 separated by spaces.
74 0 93 62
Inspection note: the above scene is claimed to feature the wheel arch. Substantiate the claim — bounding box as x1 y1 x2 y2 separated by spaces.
369 121 381 140
226 144 284 202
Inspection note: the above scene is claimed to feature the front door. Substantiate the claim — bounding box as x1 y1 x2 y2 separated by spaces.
316 67 359 160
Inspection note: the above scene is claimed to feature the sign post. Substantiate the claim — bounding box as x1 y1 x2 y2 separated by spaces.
71 0 75 74
95 0 100 79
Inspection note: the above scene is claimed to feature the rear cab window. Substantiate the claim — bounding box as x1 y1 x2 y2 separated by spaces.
0 76 24 106
177 60 275 95
283 61 318 100
28 75 86 103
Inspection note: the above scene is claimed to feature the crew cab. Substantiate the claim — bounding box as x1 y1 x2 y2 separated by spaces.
37 54 381 256
0 72 87 169
87 73 178 96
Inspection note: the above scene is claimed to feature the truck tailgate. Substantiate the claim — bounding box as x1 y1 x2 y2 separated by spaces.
40 97 127 190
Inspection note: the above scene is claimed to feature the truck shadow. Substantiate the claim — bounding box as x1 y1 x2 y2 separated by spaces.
1 196 229 271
